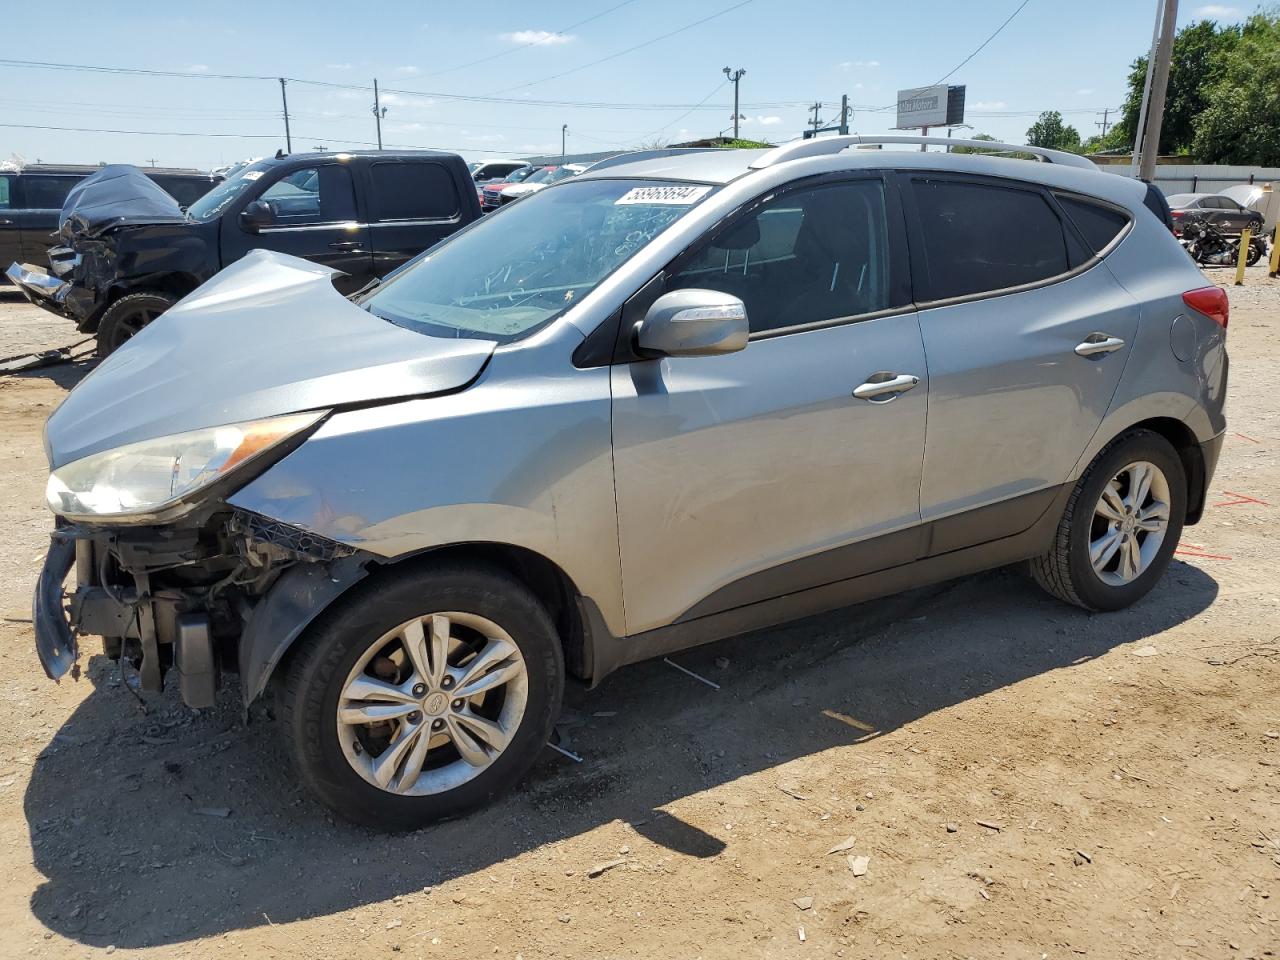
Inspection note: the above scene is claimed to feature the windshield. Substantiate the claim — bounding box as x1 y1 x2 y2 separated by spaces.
503 167 534 183
363 178 716 343
521 166 559 185
186 160 273 222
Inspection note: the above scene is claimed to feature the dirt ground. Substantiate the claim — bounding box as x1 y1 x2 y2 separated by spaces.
0 269 1276 960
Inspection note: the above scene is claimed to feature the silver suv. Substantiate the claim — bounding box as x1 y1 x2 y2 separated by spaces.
34 136 1228 829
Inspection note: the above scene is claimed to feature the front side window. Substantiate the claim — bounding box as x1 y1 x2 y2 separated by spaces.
258 165 357 226
363 178 716 343
911 178 1070 301
24 175 81 210
667 179 892 334
369 161 459 221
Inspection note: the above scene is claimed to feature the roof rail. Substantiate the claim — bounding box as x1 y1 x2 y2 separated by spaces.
749 135 1097 171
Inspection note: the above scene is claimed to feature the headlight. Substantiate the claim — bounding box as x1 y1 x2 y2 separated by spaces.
46 410 326 519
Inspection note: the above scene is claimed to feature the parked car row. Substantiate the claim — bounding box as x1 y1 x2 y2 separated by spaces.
475 162 592 212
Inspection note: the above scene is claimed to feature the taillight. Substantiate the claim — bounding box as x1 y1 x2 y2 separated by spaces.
1171 210 1185 218
1183 286 1229 331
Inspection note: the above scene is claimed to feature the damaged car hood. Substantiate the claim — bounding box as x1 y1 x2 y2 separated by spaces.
45 250 495 468
59 164 187 240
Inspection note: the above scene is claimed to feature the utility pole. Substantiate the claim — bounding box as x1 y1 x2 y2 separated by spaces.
561 123 568 157
1095 106 1113 139
146 157 158 167
838 94 850 135
372 78 387 150
723 67 746 139
809 102 823 137
1138 0 1178 182
279 77 292 154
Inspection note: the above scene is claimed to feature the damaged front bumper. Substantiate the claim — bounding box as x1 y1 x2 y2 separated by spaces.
6 261 72 315
32 510 369 710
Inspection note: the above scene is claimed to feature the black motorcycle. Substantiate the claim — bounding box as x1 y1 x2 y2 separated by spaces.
1180 214 1266 267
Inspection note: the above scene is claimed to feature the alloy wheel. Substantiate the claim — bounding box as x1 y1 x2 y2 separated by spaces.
1088 460 1171 587
336 612 529 796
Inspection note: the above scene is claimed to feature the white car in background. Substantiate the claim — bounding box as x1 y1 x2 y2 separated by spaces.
495 163 589 207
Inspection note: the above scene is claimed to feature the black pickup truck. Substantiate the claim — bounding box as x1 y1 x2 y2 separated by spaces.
8 150 481 354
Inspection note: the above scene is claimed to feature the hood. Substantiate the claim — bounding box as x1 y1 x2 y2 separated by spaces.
59 164 187 241
45 250 495 468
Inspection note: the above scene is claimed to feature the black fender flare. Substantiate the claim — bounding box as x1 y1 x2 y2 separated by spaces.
238 554 370 706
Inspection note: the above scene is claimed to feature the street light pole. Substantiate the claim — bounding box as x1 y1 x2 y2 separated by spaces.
723 66 746 139
562 123 568 157
1138 0 1178 182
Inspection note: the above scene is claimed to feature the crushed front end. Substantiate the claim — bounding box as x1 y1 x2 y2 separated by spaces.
35 507 368 709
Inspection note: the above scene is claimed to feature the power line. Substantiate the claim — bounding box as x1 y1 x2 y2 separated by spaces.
933 0 1034 84
642 81 729 140
489 0 757 94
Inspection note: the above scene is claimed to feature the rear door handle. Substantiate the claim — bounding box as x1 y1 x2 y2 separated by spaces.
329 241 365 251
853 372 920 401
0 219 13 225
1074 333 1125 357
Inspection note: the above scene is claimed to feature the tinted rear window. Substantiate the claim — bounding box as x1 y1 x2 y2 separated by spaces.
23 175 82 210
911 179 1070 301
1055 195 1130 255
369 161 460 221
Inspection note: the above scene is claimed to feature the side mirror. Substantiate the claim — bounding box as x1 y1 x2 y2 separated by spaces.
239 200 274 233
635 289 749 358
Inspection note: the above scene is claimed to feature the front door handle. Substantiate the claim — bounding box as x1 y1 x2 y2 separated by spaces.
1075 333 1126 357
329 241 365 251
853 372 920 401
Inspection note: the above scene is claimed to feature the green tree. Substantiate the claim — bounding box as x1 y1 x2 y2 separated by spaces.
1193 13 1280 163
1026 111 1082 152
951 132 1000 154
1114 19 1242 154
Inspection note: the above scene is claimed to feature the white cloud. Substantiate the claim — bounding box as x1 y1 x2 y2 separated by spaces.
395 65 420 75
839 59 880 71
503 29 575 45
327 62 352 71
972 100 1007 110
1075 87 1095 95
1193 4 1243 18
741 115 782 126
465 132 506 143
185 64 209 73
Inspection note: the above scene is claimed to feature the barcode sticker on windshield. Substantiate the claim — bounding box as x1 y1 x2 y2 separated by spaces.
242 170 264 181
614 185 712 206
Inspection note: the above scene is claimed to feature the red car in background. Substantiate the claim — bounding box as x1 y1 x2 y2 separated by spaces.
480 166 547 212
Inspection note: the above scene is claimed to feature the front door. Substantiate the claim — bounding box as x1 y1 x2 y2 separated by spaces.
611 178 929 634
901 175 1140 544
220 162 373 294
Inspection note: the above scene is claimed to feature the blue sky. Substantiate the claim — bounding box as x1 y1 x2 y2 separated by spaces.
0 0 1255 170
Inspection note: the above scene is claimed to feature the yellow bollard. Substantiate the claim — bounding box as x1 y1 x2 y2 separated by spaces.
1270 229 1280 279
1234 226 1251 286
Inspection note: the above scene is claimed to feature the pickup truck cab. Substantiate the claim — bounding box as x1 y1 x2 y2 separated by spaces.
8 150 480 354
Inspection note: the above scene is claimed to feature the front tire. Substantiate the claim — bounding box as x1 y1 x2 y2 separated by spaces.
1032 430 1186 611
95 292 175 356
279 563 564 830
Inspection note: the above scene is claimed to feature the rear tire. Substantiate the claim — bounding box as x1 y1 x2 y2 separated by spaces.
1032 430 1186 611
279 562 564 831
95 292 175 356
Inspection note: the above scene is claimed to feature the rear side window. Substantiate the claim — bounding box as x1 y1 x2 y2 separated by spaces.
369 161 460 221
23 175 81 210
1055 195 1130 256
910 179 1069 301
0 175 11 209
151 175 215 210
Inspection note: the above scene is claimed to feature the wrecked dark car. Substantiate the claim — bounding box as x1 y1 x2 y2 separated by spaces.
7 151 481 354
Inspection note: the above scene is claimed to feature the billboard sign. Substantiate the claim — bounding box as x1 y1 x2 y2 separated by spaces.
895 84 966 130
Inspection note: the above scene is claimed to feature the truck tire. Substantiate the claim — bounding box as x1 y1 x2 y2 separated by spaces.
96 292 175 356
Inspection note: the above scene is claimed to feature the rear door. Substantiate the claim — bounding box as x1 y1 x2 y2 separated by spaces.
901 174 1139 548
14 174 81 264
364 157 466 276
611 176 929 633
220 161 373 293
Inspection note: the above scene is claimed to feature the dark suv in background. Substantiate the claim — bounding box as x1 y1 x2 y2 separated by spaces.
8 150 481 354
0 163 220 282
